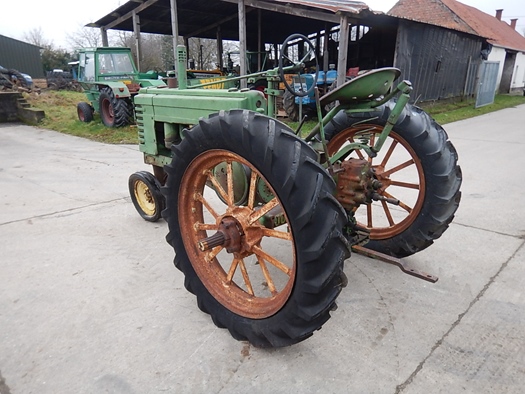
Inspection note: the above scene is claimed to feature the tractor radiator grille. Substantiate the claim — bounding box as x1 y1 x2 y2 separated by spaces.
135 104 145 146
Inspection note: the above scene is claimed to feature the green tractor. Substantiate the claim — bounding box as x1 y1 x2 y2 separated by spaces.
128 34 462 348
75 47 166 127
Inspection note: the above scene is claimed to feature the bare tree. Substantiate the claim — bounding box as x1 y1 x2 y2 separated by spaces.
66 25 102 50
186 37 223 70
23 27 51 49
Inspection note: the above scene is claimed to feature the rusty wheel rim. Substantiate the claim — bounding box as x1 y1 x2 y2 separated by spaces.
179 150 296 319
328 124 426 240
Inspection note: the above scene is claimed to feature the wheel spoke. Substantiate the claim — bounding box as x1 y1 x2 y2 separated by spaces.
348 136 365 160
283 54 294 65
383 190 412 213
249 198 279 224
299 48 314 65
247 171 258 209
204 245 223 263
382 159 415 177
226 161 234 206
194 222 219 232
253 245 291 275
206 170 231 207
194 192 219 219
238 258 255 296
261 228 292 241
380 200 395 226
256 255 277 296
367 203 373 228
380 140 398 168
389 180 420 190
226 257 240 283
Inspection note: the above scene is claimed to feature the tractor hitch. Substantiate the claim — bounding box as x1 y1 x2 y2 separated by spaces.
352 245 438 283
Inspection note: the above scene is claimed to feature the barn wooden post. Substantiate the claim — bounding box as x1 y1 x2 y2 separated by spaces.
337 14 350 87
100 27 109 47
238 0 247 88
170 0 180 72
132 11 142 71
217 26 224 71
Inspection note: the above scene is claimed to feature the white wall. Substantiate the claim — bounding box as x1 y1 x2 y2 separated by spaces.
488 46 525 93
487 46 506 92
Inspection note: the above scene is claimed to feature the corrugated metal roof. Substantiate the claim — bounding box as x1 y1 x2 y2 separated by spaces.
389 0 525 52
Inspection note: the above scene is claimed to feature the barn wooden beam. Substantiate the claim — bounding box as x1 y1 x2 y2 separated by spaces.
221 0 340 24
104 0 159 30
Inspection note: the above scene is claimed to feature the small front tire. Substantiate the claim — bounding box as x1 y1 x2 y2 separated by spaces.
77 102 93 123
129 171 165 222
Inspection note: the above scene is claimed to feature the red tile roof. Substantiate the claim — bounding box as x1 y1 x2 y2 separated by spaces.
388 0 525 52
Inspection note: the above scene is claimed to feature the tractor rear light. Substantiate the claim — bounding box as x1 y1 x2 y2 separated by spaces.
119 87 125 92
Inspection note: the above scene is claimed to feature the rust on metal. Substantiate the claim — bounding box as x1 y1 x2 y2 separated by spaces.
178 149 296 319
353 245 438 283
334 158 374 210
328 125 426 240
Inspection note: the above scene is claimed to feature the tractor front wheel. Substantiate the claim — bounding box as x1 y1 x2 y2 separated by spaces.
99 87 133 128
163 110 350 347
129 171 165 222
77 102 93 122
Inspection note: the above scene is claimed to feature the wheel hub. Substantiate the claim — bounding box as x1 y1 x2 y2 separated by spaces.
197 207 264 256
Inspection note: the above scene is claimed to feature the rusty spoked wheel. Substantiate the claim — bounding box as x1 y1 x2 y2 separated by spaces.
179 150 296 319
164 110 350 348
325 101 462 258
328 125 425 239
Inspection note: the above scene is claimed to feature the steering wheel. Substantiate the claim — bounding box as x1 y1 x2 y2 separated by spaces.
279 34 319 97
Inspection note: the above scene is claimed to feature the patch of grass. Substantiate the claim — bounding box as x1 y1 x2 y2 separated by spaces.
24 90 525 144
420 94 525 124
24 90 138 144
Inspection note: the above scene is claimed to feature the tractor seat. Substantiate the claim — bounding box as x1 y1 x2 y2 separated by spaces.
320 67 401 107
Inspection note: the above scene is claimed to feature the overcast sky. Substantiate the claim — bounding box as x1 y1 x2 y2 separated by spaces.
1 0 523 49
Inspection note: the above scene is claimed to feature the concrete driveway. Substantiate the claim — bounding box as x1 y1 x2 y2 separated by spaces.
1 105 524 393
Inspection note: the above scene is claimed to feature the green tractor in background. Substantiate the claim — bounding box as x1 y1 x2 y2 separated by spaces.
75 47 166 127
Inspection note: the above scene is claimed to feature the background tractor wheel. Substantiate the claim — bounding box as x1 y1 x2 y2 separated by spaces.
77 102 94 123
324 100 462 258
163 109 350 348
99 87 133 128
129 171 165 222
282 90 299 121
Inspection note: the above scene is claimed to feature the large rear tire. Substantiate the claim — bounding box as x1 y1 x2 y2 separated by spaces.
163 110 350 348
324 101 462 258
99 87 133 128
